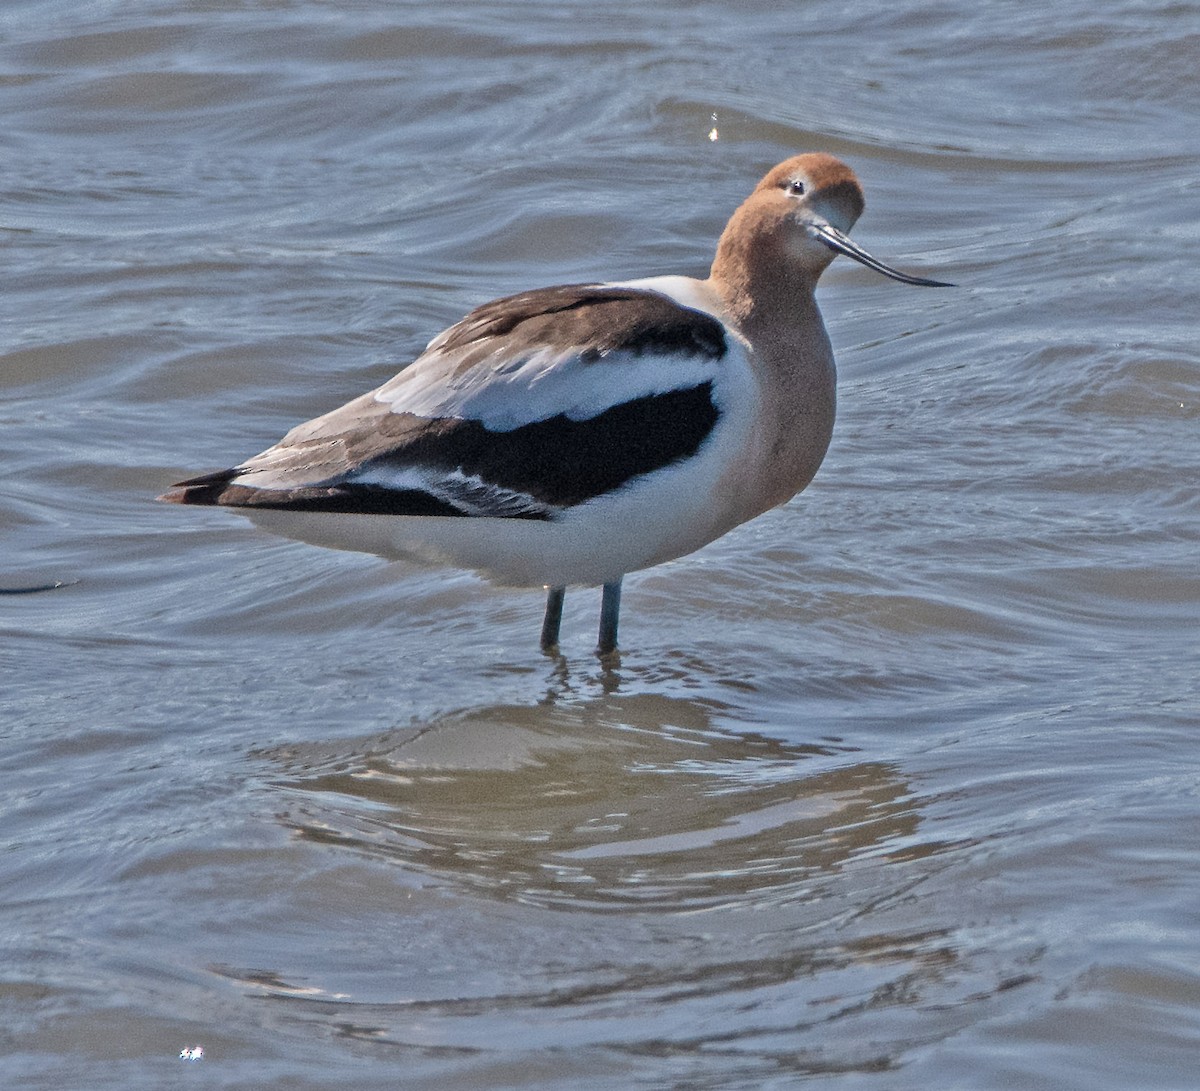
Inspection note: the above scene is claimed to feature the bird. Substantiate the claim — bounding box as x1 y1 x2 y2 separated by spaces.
159 153 951 655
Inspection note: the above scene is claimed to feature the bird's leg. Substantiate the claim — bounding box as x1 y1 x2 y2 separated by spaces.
540 586 565 651
597 579 622 655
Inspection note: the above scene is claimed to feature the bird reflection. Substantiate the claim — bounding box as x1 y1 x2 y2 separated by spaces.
263 694 922 914
240 693 1024 1074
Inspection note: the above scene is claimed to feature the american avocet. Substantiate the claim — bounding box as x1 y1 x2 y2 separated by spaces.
160 154 950 654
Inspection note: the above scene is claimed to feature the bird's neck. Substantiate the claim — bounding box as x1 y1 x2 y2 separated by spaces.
707 219 823 339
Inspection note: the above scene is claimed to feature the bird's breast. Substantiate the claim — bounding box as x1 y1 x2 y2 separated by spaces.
716 319 838 522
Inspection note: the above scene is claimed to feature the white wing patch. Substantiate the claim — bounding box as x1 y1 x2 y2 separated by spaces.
373 278 728 431
608 275 727 316
349 464 549 518
374 344 715 430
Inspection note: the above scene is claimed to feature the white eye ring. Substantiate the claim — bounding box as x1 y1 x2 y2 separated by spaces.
786 179 806 196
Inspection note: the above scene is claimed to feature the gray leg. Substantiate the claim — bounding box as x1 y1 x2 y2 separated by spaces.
540 586 565 651
597 579 622 654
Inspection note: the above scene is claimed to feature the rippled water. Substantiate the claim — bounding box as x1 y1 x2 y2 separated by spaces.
3 1 1198 1087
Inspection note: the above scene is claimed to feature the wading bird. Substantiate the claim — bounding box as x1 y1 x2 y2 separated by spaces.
160 154 950 654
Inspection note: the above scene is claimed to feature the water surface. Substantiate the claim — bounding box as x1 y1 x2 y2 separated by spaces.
2 1 1198 1087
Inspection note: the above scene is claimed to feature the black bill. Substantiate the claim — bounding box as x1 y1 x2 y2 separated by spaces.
811 221 954 287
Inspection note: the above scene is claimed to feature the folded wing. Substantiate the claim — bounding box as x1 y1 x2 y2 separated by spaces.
161 285 728 520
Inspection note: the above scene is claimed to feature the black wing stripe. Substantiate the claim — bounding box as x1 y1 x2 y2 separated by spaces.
161 383 721 517
370 381 720 509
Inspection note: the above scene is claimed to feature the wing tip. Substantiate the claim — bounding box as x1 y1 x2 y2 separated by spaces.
156 468 239 506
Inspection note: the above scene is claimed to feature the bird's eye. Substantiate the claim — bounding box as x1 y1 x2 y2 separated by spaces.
785 179 806 196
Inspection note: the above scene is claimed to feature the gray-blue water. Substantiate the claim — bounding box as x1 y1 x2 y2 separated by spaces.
3 1 1198 1087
